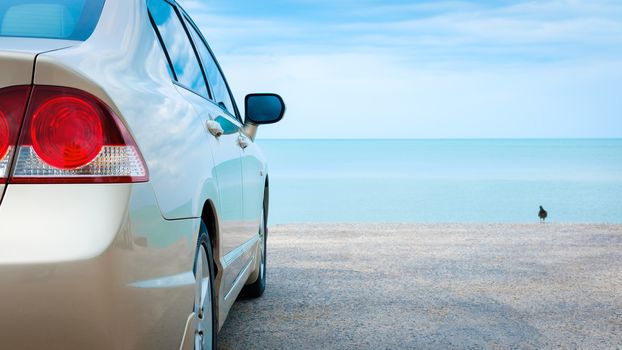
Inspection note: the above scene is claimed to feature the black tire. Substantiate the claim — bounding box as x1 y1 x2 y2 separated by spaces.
195 223 218 350
241 192 268 298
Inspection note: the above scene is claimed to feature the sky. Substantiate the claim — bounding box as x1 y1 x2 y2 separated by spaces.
178 0 622 139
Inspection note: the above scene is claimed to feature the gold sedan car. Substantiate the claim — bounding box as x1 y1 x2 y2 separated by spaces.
0 0 284 348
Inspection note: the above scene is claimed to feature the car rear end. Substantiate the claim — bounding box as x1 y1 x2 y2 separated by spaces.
0 1 198 348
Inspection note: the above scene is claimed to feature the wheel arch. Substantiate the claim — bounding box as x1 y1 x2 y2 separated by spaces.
200 199 220 278
264 175 270 226
264 175 269 209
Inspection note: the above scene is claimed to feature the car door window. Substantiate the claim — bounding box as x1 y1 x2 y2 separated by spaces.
183 17 238 118
148 0 208 97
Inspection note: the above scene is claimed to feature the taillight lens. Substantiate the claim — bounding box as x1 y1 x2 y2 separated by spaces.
0 86 31 184
0 111 9 158
31 96 104 169
11 86 148 183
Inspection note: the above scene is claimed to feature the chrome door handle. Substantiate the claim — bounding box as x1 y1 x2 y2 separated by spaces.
238 135 249 149
206 120 224 138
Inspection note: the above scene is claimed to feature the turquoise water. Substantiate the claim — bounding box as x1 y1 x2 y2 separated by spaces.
257 139 622 224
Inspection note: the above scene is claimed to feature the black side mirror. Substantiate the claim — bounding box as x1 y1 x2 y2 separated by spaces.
244 93 285 125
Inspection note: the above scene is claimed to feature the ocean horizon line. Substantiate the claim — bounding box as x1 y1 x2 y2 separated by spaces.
259 137 622 141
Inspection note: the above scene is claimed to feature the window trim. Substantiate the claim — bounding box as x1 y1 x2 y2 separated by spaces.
147 9 177 81
146 0 209 98
180 10 243 123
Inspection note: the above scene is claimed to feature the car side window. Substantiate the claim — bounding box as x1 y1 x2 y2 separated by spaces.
147 0 208 97
183 16 238 118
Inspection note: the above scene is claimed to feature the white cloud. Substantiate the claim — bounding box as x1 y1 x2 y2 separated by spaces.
221 53 622 138
177 0 622 138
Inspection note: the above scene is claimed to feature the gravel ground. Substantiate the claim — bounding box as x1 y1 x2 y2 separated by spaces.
218 223 622 349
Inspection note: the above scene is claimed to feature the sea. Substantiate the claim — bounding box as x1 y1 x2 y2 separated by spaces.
257 139 622 224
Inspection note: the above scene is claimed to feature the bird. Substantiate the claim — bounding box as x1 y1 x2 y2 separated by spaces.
538 206 548 222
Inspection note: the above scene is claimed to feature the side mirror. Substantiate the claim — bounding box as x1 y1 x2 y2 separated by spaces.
244 93 285 125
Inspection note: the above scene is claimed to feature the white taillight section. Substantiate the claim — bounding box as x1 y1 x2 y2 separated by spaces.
12 145 146 179
9 85 149 184
0 146 13 179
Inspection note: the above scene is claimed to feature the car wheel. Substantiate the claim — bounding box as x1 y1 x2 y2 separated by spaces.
241 203 267 298
194 227 217 350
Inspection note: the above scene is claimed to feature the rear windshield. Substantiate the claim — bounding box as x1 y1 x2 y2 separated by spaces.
0 0 105 41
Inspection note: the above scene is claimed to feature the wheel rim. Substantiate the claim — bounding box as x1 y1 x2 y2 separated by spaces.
194 244 212 350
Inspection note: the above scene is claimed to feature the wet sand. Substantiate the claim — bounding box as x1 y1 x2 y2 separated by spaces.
219 223 622 349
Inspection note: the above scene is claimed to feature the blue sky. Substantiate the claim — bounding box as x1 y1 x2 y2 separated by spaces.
179 0 622 138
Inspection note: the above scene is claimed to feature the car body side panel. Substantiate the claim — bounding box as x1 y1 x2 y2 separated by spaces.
175 86 263 327
241 139 268 236
173 86 247 256
240 139 269 285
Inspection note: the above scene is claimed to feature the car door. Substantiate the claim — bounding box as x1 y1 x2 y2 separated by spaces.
180 14 252 256
239 134 265 236
147 0 245 257
203 111 245 256
181 22 262 241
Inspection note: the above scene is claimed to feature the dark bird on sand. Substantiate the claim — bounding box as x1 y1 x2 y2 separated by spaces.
538 206 548 222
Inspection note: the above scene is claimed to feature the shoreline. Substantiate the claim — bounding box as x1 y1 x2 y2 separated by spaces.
269 222 622 226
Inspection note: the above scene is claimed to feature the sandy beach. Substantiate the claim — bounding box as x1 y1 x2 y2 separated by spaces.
218 223 622 349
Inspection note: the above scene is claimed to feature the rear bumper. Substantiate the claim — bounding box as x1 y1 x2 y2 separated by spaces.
0 183 200 349
0 183 131 264
0 253 128 349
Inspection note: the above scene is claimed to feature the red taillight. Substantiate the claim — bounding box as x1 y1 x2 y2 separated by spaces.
31 96 104 169
0 86 31 184
0 110 9 158
10 86 148 184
